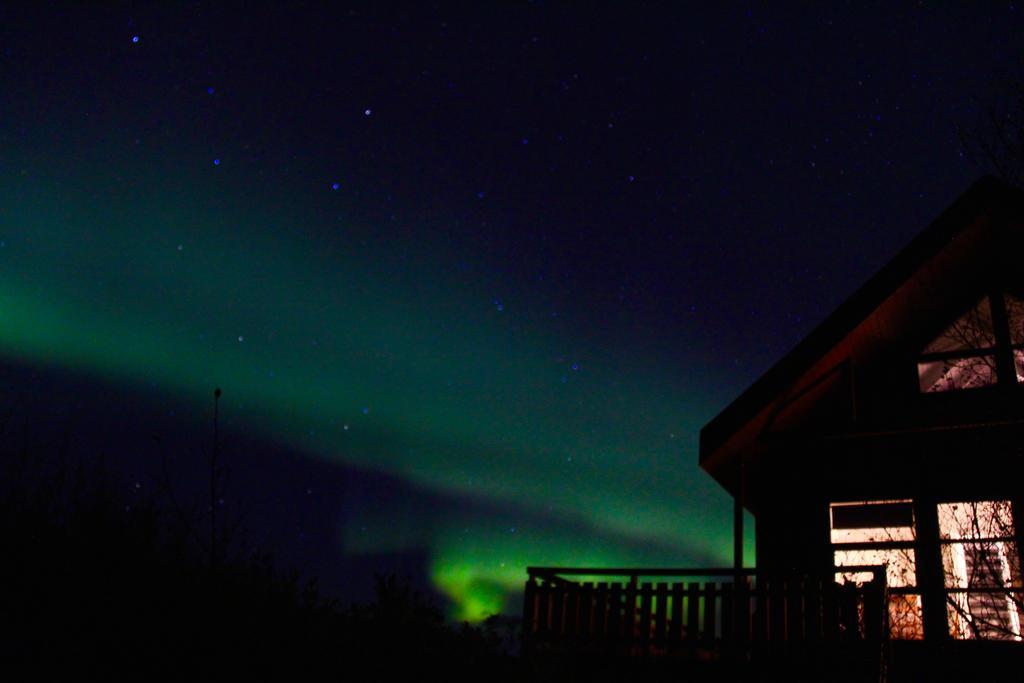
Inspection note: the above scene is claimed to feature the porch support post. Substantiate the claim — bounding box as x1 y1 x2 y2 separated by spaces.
734 458 745 572
913 494 948 640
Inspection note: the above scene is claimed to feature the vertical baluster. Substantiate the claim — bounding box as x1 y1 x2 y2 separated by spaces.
639 582 653 650
671 582 685 644
550 580 565 638
805 577 823 642
753 577 769 645
535 580 551 641
564 582 579 641
523 577 537 653
735 576 750 647
822 578 839 642
862 577 884 642
703 582 718 646
595 582 609 639
838 582 859 641
769 578 786 643
686 582 701 647
624 578 639 647
579 581 594 644
720 582 734 646
654 582 668 646
787 577 804 641
608 582 623 642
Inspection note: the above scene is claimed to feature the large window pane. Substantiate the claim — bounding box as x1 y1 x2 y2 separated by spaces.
830 500 923 638
918 297 1002 392
918 355 998 392
922 297 995 354
938 501 1015 540
1004 293 1024 345
938 501 1023 640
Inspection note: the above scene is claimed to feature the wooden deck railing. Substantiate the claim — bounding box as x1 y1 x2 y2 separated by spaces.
522 566 888 658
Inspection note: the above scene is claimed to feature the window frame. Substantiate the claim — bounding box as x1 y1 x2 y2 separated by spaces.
917 292 1024 393
936 500 1023 640
829 499 925 639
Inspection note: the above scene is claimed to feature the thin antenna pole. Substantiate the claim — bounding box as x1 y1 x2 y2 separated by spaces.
211 387 221 567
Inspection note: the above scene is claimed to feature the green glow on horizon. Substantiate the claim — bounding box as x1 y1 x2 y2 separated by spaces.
432 562 513 622
0 149 747 621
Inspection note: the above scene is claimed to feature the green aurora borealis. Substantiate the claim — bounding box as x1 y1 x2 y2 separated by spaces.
0 146 752 620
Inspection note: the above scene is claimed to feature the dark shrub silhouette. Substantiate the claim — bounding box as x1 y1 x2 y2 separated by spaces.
0 441 514 681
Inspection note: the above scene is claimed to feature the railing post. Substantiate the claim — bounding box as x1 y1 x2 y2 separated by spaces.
625 576 638 649
735 575 750 647
769 577 786 643
569 581 585 643
753 577 768 645
686 582 701 649
862 567 887 642
805 576 822 642
671 582 685 644
721 581 734 647
787 576 804 642
579 581 594 644
704 582 718 647
838 581 859 641
608 582 623 643
654 582 668 647
522 576 537 654
595 582 609 639
540 579 555 640
822 576 838 642
550 580 565 639
640 582 653 651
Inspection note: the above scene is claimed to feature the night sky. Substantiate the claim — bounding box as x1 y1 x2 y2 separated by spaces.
2 3 1023 621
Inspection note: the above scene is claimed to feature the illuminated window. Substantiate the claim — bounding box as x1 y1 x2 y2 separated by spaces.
938 501 1022 640
918 293 1024 392
830 500 924 639
1005 294 1024 381
918 297 998 392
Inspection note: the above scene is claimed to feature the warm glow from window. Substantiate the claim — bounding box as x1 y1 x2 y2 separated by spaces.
1005 294 1024 345
918 297 998 392
834 547 917 588
938 501 1022 640
830 500 923 638
917 356 997 392
918 294 1024 392
1009 294 1024 382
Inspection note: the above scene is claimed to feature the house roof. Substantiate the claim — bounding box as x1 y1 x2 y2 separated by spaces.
698 176 1024 495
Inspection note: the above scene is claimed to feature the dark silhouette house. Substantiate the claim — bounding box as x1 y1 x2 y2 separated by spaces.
524 179 1024 681
700 176 1024 643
